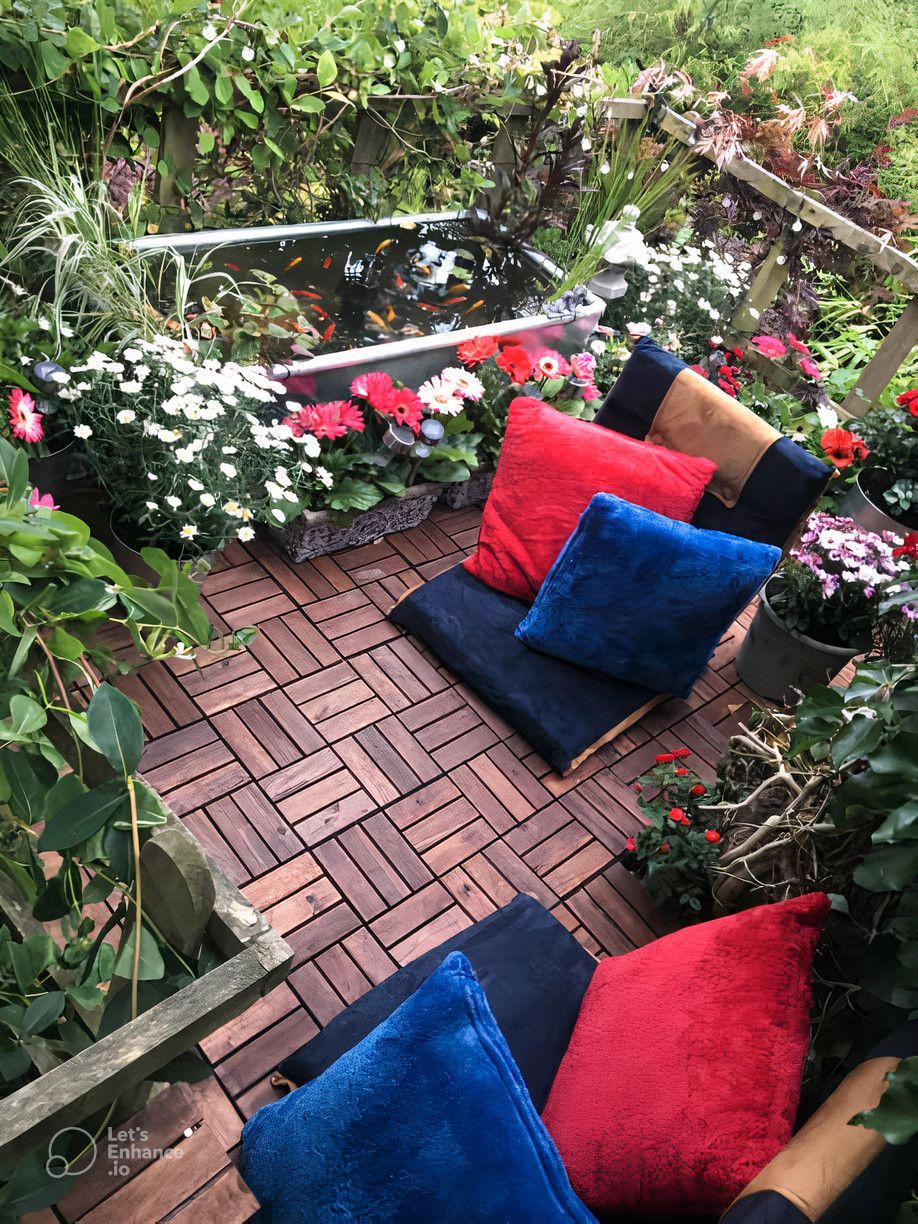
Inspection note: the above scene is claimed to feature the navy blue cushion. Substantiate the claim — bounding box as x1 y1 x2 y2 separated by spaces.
278 892 597 1112
516 494 780 698
242 952 598 1224
389 564 661 774
595 337 831 548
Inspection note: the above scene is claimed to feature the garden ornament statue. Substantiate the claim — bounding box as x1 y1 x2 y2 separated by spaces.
586 205 651 302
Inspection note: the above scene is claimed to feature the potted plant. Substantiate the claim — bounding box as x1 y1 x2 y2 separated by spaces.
736 512 912 703
838 393 918 535
619 751 723 916
0 439 289 1212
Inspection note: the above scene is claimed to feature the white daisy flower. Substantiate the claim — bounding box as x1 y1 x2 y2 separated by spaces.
439 368 484 401
73 423 93 439
179 524 198 539
115 409 136 424
237 526 256 542
199 492 216 507
417 376 465 415
165 495 182 509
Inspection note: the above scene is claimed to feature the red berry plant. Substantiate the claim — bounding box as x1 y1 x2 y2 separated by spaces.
621 750 723 915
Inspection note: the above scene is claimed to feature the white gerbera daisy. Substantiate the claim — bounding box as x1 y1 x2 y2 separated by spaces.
417 376 465 415
439 368 484 401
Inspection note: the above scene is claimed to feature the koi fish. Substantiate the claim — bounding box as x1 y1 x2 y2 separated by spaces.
293 289 323 300
443 296 467 305
417 302 441 313
400 324 423 336
321 323 335 343
414 263 432 276
285 255 302 270
224 262 241 271
366 310 391 331
385 305 396 322
374 238 393 255
465 299 485 314
394 274 407 290
310 304 330 320
446 282 469 294
322 256 332 269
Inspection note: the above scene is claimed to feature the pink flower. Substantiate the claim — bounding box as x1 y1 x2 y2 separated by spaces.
8 388 43 444
283 400 365 440
581 381 601 402
417 376 465 416
570 352 597 380
28 488 58 511
786 333 811 356
799 355 822 380
625 322 652 340
533 349 571 379
750 334 787 359
350 371 393 410
376 387 424 432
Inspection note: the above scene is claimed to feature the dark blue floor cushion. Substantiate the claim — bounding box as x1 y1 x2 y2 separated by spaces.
278 892 597 1113
388 564 662 775
244 952 598 1224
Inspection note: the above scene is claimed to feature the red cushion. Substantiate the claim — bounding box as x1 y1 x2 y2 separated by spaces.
464 397 716 600
542 893 830 1218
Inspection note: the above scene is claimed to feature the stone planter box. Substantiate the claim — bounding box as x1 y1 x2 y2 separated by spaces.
438 466 495 510
275 481 440 562
0 808 292 1162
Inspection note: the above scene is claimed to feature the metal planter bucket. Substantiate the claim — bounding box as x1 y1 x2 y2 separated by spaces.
839 469 910 538
736 580 860 705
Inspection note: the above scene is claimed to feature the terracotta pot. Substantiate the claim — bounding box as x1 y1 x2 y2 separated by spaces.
275 481 440 562
736 579 861 705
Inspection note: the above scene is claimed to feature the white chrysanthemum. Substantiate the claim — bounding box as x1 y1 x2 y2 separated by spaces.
116 408 136 424
237 525 256 542
73 423 93 439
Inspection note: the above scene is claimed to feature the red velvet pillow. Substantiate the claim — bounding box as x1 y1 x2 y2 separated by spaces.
464 397 716 600
542 893 830 1218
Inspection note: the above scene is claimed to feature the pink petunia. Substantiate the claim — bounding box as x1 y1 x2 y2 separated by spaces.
28 488 59 511
749 334 787 359
8 388 43 444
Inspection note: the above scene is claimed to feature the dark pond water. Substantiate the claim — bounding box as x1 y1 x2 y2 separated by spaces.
192 217 552 358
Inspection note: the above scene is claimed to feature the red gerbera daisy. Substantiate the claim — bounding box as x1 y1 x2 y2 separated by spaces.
495 345 532 385
283 400 365 440
820 428 856 468
350 371 394 410
8 388 43 444
376 386 424 433
456 335 499 366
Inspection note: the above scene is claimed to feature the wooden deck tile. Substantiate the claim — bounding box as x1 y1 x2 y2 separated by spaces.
115 507 763 1212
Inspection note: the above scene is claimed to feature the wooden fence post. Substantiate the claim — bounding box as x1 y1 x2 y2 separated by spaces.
731 233 789 335
841 296 918 417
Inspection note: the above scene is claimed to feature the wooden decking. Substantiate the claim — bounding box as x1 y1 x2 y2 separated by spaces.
48 504 762 1221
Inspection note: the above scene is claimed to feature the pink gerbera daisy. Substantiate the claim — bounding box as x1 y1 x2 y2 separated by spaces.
283 400 365 440
438 367 484 401
350 371 394 410
749 334 787 359
8 388 43 444
376 387 424 432
533 349 571 379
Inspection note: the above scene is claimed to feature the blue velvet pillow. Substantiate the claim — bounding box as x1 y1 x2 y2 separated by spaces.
515 494 780 699
241 952 597 1224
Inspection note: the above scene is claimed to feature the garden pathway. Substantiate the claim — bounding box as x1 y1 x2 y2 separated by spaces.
48 503 762 1223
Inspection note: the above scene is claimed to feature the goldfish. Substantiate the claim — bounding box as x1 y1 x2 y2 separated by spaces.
224 262 241 271
443 296 467 305
400 324 423 336
415 263 431 276
417 302 441 313
366 310 391 331
374 238 393 255
394 274 406 290
322 256 332 269
293 290 323 300
284 255 302 270
398 221 417 230
310 304 330 320
321 323 335 342
385 305 396 322
465 299 485 313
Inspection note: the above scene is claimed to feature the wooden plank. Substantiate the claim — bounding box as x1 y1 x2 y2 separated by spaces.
841 296 918 415
167 1165 260 1224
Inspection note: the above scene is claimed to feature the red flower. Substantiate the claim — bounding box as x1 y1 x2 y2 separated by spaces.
893 532 918 560
705 829 721 844
496 345 533 385
284 400 365 440
633 782 643 792
894 388 918 408
8 388 43 444
786 333 811 356
659 842 671 854
798 355 822 381
457 335 499 366
675 767 689 776
690 783 706 796
672 748 691 758
669 807 688 824
750 334 787 359
376 386 424 432
910 402 918 419
350 370 394 410
850 436 869 462
820 428 857 469
625 837 636 852
690 364 707 376
717 379 738 397
655 752 675 763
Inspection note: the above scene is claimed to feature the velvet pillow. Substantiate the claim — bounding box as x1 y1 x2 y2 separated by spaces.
541 893 830 1219
464 397 716 601
242 952 597 1224
516 493 780 697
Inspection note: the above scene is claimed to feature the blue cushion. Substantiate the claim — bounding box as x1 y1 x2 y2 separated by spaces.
594 337 832 548
277 893 597 1111
389 564 661 774
516 494 780 699
242 952 597 1224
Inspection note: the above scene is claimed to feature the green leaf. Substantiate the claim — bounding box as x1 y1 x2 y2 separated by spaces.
290 93 324 113
0 694 46 741
873 802 918 844
113 923 165 981
852 1056 918 1144
0 745 56 825
38 779 129 851
854 844 918 892
0 1046 31 1082
184 63 210 106
831 714 884 769
21 990 65 1035
9 941 35 993
0 437 29 508
87 682 143 776
39 39 71 80
45 576 113 616
214 72 233 105
316 48 337 87
787 685 844 757
64 27 99 57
